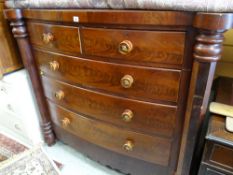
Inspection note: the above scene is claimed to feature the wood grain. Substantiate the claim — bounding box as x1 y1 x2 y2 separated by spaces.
54 125 171 175
34 49 181 103
42 76 177 137
48 101 172 166
3 9 56 145
0 2 22 76
210 144 233 169
27 22 81 54
5 8 233 175
23 10 194 27
177 12 233 175
198 116 233 175
81 27 185 67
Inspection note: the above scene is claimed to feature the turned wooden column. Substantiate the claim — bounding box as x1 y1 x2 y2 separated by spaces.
3 9 56 146
177 13 233 175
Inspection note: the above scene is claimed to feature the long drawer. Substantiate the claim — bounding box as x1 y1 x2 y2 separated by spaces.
48 101 172 166
81 27 185 67
35 49 181 103
42 76 177 137
27 22 81 54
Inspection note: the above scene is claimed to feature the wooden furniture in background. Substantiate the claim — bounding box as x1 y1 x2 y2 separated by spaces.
198 77 233 175
199 116 233 175
0 69 43 146
3 9 233 175
0 0 22 78
216 30 233 78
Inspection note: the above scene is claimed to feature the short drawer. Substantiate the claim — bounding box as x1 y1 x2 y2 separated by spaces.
0 81 25 116
48 101 172 166
27 22 81 54
35 49 181 103
0 109 28 139
209 143 233 170
81 28 185 67
42 76 177 137
199 164 227 175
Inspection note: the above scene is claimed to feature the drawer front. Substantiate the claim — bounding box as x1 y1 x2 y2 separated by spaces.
42 77 177 137
0 81 24 116
27 22 81 54
82 28 185 66
0 109 28 139
35 50 181 103
209 144 233 170
206 169 226 175
48 101 172 166
199 164 226 175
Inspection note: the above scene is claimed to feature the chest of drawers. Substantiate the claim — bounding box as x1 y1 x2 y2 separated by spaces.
199 116 233 175
0 69 43 146
4 9 233 175
198 77 233 175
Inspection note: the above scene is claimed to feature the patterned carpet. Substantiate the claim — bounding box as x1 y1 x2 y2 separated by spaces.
0 133 62 175
0 133 27 162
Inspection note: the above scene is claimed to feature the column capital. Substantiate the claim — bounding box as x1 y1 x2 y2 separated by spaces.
193 13 233 31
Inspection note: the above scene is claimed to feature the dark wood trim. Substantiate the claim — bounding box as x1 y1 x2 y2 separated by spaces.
193 13 233 31
54 124 170 175
177 12 233 175
3 8 233 175
0 2 23 76
22 9 194 27
3 9 56 146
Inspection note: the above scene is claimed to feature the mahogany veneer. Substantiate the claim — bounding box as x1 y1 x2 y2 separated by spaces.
34 49 181 103
42 76 177 137
82 28 185 66
48 101 172 166
27 22 81 54
3 9 233 175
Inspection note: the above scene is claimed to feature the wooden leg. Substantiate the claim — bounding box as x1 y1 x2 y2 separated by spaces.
4 9 56 146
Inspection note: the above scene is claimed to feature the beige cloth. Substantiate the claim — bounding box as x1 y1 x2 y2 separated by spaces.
5 0 233 12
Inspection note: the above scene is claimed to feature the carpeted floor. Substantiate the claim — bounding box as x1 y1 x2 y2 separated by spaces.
0 133 27 162
0 133 63 169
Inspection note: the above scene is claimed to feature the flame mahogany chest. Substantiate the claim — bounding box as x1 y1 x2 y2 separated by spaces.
4 9 233 175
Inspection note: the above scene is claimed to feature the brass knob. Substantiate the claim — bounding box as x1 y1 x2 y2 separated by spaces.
40 70 44 76
123 140 134 151
55 90 64 100
121 109 134 122
49 61 59 71
118 40 133 55
42 33 54 44
62 118 70 127
121 75 134 88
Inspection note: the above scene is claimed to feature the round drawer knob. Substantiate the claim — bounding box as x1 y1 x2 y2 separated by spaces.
40 70 44 76
49 61 59 71
14 124 21 131
62 118 70 127
121 75 134 88
121 109 134 122
55 90 64 100
123 140 134 151
118 40 133 55
42 33 54 44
